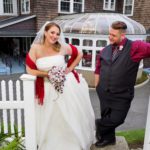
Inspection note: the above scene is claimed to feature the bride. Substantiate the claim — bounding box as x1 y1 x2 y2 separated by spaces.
26 22 96 150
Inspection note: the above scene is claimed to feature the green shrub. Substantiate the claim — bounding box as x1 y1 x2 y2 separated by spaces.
136 72 148 85
0 123 25 150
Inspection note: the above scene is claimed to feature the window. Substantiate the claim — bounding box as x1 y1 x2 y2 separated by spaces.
21 0 30 14
65 38 69 43
60 0 70 12
72 38 80 45
103 0 116 11
2 0 17 15
73 0 82 12
82 50 92 68
83 39 93 46
123 0 134 16
22 37 33 55
96 40 107 47
3 0 13 13
59 0 84 13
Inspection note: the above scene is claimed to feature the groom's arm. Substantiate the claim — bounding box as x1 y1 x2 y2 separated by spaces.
94 74 100 87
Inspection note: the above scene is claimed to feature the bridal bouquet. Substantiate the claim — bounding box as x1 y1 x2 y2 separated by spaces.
48 66 66 93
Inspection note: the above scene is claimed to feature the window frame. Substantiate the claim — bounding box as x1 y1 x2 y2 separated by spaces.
21 0 30 14
103 0 116 11
58 0 84 14
123 0 134 16
1 0 17 15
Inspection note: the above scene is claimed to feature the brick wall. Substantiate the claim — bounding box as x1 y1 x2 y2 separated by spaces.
84 0 123 13
131 0 150 31
125 0 150 68
116 0 124 14
84 0 101 12
32 0 58 30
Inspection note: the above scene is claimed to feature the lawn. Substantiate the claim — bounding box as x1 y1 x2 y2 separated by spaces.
117 129 145 149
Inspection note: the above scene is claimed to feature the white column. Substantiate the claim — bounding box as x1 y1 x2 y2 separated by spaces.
143 96 150 150
0 0 3 14
20 74 37 150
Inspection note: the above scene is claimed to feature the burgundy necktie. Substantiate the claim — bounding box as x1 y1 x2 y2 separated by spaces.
112 46 120 61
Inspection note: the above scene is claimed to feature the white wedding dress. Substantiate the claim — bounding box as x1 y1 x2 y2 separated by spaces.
35 54 96 150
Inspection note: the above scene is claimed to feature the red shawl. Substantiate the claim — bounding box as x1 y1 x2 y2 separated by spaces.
26 44 80 105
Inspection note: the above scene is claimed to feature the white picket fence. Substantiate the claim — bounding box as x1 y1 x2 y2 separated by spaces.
0 74 37 150
0 74 150 150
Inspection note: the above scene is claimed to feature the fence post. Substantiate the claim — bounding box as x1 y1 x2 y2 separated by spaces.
143 96 150 150
20 74 37 150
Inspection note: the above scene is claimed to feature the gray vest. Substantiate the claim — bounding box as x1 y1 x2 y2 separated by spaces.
99 39 140 93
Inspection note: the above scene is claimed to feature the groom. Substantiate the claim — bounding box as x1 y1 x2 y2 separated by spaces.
94 21 150 148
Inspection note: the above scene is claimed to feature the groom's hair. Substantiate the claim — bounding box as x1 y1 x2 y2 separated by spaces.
111 21 127 32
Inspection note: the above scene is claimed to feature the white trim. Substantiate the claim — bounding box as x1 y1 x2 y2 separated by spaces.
13 0 17 15
0 15 36 28
82 0 85 12
21 0 30 14
123 0 134 16
1 0 18 16
70 0 73 13
58 0 84 14
0 0 3 14
103 0 116 11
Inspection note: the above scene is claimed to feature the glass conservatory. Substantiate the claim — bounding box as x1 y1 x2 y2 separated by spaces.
53 13 146 85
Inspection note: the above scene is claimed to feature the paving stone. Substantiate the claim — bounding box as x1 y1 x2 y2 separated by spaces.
91 136 129 150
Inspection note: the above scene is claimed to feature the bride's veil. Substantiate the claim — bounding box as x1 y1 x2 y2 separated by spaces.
31 21 66 47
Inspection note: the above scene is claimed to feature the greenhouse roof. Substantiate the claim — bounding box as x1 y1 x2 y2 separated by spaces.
53 13 146 35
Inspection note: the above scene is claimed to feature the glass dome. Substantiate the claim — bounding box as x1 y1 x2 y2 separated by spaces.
53 13 146 35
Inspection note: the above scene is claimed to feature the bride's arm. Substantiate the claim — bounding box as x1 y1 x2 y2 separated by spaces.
26 45 48 77
64 44 83 73
26 66 48 77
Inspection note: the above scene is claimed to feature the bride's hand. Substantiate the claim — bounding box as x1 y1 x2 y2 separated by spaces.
65 67 71 74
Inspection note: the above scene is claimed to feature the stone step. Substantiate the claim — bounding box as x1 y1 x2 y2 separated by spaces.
91 136 129 150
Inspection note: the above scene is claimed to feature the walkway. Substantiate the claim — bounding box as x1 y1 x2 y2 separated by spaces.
90 80 150 130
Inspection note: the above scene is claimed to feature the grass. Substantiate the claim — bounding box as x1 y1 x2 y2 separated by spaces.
116 129 145 148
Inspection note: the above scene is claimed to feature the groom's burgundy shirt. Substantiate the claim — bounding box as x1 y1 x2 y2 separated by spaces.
95 38 150 74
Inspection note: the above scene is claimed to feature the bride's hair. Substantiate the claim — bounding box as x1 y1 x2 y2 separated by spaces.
44 22 61 52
